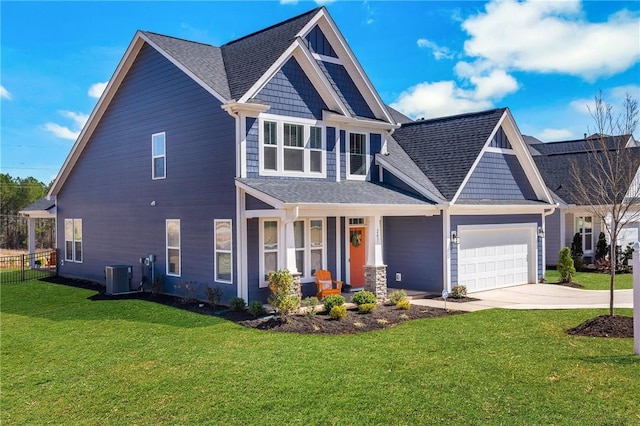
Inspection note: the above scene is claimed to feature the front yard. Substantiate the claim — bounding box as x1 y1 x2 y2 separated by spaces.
545 268 634 290
1 279 638 425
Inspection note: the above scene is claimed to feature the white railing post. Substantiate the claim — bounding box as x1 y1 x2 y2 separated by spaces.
632 241 640 355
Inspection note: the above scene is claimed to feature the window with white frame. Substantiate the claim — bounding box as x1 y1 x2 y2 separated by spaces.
152 132 166 179
261 220 279 285
166 219 181 276
348 132 367 178
260 116 324 176
64 218 82 262
576 216 593 253
294 218 325 280
215 220 232 283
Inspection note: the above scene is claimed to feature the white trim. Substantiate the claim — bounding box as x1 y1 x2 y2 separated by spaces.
259 218 281 287
151 132 166 180
312 52 342 65
291 218 327 282
236 187 248 300
484 146 515 155
322 111 399 131
448 204 552 215
346 130 368 180
345 217 367 286
214 219 233 284
64 218 83 264
443 208 451 291
166 219 181 277
335 217 342 281
235 181 284 209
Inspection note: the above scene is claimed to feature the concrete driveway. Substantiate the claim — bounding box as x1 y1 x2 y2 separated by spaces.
411 284 634 312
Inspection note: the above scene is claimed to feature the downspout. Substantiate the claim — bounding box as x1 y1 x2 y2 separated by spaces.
441 203 452 292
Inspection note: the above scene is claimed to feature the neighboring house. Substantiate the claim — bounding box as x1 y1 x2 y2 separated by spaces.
529 135 640 265
18 197 56 267
48 7 555 302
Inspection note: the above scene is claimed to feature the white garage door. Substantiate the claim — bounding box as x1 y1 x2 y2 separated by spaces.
457 225 536 293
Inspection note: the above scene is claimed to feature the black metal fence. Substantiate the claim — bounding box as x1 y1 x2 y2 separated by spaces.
0 249 58 284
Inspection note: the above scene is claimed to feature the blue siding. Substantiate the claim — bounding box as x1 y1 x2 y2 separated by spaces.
384 215 444 292
246 195 274 210
254 57 327 120
246 218 268 302
459 152 537 200
340 217 346 281
305 26 337 57
56 43 237 301
246 117 258 175
318 61 375 119
545 209 562 265
381 170 423 198
326 126 336 181
369 133 381 182
326 217 337 274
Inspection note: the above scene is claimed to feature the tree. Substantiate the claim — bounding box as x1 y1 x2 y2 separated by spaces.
557 247 576 283
569 92 640 316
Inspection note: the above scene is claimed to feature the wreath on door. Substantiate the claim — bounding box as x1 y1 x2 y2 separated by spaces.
351 230 362 247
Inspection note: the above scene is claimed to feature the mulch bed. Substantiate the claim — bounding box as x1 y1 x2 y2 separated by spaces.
40 276 463 335
567 315 634 338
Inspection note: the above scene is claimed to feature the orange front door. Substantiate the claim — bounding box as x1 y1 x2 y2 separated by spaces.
349 227 366 287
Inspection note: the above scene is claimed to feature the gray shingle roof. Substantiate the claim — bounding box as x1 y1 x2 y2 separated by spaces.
221 8 321 100
237 178 436 206
391 108 506 201
19 197 55 212
141 31 231 100
529 134 632 156
386 105 413 124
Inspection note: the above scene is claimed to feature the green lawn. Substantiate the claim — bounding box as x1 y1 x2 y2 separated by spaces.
545 268 634 290
2 280 638 425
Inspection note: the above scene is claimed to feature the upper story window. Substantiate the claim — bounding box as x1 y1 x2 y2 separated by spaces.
260 116 325 177
347 132 367 179
152 132 166 179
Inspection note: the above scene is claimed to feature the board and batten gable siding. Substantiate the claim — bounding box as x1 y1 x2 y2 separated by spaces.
545 209 562 265
56 43 237 300
245 194 275 210
381 169 425 199
253 57 327 120
458 152 537 200
305 26 338 58
450 214 544 283
317 61 375 119
384 215 444 292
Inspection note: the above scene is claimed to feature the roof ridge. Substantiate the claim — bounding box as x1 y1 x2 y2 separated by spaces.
140 30 217 48
398 107 506 127
222 7 321 47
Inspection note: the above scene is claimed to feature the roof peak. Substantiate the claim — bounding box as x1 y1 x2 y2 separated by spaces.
400 107 506 128
140 30 216 48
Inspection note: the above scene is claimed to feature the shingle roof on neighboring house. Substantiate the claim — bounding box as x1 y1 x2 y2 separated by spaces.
386 105 413 124
528 134 632 156
221 8 321 100
141 32 231 100
18 197 55 214
391 108 506 200
237 178 437 205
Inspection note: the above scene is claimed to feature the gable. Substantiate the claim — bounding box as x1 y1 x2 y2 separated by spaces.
489 127 512 149
317 61 375 118
305 26 337 58
253 57 327 120
458 151 537 201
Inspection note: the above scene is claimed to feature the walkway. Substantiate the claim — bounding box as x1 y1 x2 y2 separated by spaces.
410 284 634 312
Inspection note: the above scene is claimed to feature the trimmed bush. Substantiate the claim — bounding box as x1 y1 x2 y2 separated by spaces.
267 269 300 317
329 305 347 320
396 299 411 310
322 295 345 313
557 246 576 283
277 295 300 317
388 289 407 305
358 303 376 314
229 297 246 312
450 285 467 299
301 297 319 317
351 290 376 306
248 300 266 317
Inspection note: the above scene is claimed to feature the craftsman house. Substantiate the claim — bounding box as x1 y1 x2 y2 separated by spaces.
49 7 555 302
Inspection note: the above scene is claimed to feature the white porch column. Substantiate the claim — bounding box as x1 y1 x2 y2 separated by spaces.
632 241 640 355
28 217 36 268
284 220 299 274
366 215 384 266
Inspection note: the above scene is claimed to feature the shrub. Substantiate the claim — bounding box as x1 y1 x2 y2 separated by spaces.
322 295 345 313
351 290 376 306
301 297 319 317
229 297 246 312
267 269 300 318
557 246 576 283
571 233 583 259
388 289 407 305
396 299 411 310
329 305 347 320
248 300 266 317
277 295 300 317
450 285 467 299
596 232 608 260
358 303 376 313
205 286 223 307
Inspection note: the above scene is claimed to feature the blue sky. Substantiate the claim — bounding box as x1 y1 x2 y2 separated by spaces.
2 0 639 184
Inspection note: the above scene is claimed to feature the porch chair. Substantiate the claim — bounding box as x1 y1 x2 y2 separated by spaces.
315 270 343 299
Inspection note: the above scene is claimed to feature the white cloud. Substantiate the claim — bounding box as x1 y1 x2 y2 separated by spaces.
462 0 640 80
88 82 108 99
469 69 518 100
538 128 575 141
417 38 453 60
43 110 88 141
314 0 335 5
279 0 297 4
0 85 12 100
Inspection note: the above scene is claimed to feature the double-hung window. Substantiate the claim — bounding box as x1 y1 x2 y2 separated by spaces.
64 218 82 262
152 132 166 179
260 117 324 176
576 216 593 253
261 220 279 285
215 220 232 283
294 219 325 280
166 219 181 276
348 132 367 178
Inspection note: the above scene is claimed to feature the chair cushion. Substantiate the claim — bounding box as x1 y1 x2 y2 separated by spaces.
319 280 332 290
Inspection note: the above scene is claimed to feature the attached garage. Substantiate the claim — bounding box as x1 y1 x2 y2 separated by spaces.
457 223 537 293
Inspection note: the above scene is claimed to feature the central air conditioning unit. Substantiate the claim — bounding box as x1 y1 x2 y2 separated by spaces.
105 265 133 295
